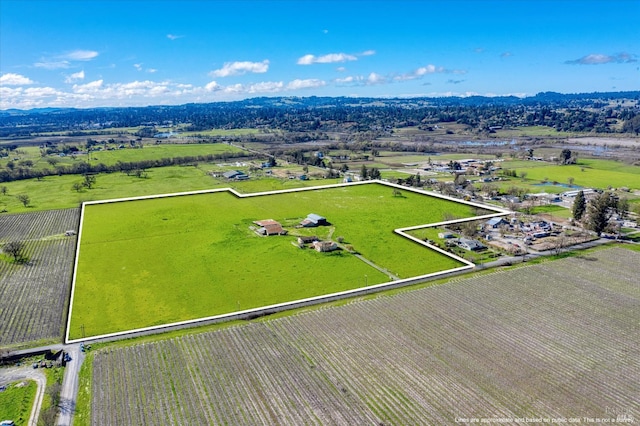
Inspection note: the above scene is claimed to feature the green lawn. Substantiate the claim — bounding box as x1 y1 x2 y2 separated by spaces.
88 143 243 165
0 380 37 426
69 182 483 339
506 159 640 190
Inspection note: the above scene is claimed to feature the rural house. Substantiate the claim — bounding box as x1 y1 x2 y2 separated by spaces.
457 238 486 251
312 240 338 252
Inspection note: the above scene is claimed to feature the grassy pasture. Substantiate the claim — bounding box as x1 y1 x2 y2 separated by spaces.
87 143 243 165
506 159 640 190
0 143 243 171
69 183 481 339
0 380 36 426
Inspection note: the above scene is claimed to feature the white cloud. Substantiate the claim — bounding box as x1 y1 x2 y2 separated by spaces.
72 79 103 94
565 52 637 65
367 72 385 85
65 70 85 83
416 65 445 75
205 81 220 92
297 53 357 65
335 76 355 84
34 49 98 70
63 50 99 61
209 60 270 77
394 64 465 81
361 50 376 56
134 63 157 73
167 34 184 40
248 81 284 93
287 79 326 90
222 84 245 94
0 73 35 85
34 60 71 70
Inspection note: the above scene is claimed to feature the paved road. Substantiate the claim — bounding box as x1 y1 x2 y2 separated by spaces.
57 345 85 426
0 365 47 426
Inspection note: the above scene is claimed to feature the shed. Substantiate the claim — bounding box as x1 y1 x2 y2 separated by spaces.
223 170 248 180
297 236 319 245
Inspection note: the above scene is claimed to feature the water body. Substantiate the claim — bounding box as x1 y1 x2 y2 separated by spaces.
458 139 517 147
533 182 582 189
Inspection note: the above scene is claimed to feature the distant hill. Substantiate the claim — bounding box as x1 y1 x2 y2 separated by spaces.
0 91 638 137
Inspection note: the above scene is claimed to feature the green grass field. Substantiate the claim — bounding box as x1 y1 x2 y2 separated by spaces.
87 143 243 165
0 380 36 426
0 143 243 171
68 182 485 339
505 159 640 190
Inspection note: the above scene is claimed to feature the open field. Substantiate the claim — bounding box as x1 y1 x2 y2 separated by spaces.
0 143 244 170
85 246 640 425
87 143 243 165
504 158 640 190
68 182 494 340
0 209 79 348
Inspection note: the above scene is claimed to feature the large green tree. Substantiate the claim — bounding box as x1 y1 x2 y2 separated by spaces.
572 190 586 221
586 192 615 235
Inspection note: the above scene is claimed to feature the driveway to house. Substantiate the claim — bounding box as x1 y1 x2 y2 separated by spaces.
0 365 47 426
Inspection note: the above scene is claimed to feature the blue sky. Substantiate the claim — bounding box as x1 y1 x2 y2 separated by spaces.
1 0 638 109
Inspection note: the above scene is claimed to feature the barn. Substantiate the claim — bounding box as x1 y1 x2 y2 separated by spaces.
300 213 328 227
253 219 287 236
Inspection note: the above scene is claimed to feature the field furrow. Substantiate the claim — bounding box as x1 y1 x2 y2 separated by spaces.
89 247 640 424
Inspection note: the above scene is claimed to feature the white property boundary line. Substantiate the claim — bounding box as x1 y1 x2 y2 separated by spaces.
65 180 510 344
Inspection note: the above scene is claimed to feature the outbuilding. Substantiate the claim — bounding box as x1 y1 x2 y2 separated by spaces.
300 213 328 227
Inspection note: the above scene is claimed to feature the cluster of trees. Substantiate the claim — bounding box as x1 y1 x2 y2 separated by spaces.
572 190 630 235
1 93 638 137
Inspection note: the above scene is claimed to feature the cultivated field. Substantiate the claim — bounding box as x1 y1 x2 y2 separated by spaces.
86 247 639 425
0 209 79 347
69 182 496 340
